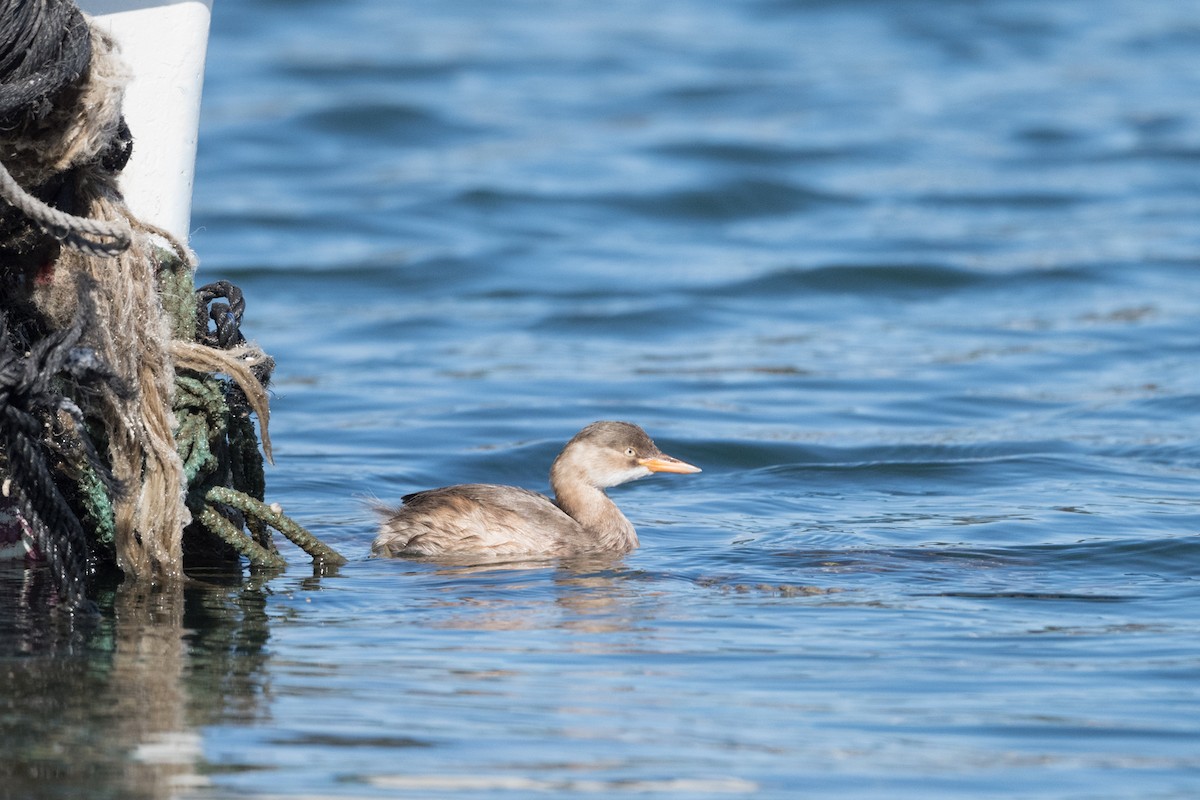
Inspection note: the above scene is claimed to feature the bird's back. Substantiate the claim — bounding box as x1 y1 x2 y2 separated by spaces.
371 483 586 557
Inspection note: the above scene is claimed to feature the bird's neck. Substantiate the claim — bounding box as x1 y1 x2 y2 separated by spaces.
551 476 638 552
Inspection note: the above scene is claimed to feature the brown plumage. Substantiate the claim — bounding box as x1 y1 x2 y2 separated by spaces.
371 421 701 558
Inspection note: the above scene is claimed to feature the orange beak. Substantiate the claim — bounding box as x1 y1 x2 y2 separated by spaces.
637 455 702 474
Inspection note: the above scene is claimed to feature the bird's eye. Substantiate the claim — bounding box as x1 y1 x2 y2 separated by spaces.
626 447 636 457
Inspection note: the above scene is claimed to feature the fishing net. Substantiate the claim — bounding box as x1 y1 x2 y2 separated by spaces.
0 0 344 609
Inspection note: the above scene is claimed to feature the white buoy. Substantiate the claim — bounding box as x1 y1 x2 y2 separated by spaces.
77 0 214 244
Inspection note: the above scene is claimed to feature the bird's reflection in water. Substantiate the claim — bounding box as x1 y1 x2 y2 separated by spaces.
406 552 656 639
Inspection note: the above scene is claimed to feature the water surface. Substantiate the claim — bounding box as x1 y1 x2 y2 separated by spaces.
6 1 1200 797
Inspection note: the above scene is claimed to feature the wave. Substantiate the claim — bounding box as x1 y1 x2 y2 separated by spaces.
692 262 1095 299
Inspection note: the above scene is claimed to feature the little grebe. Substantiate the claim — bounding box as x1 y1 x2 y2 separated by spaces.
372 421 700 557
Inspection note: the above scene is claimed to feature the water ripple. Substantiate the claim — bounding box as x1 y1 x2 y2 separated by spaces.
167 1 1200 798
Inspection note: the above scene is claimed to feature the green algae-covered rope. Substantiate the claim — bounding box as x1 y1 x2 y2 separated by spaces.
190 499 287 570
157 245 346 570
174 373 224 482
205 485 347 566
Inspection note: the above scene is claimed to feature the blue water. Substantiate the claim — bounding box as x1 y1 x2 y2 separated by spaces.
7 0 1200 797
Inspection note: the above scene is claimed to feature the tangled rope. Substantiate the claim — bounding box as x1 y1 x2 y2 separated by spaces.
0 0 345 608
0 0 133 257
0 0 91 126
0 277 124 609
168 259 345 569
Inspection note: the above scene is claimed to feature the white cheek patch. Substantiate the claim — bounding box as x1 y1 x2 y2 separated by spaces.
608 465 652 487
